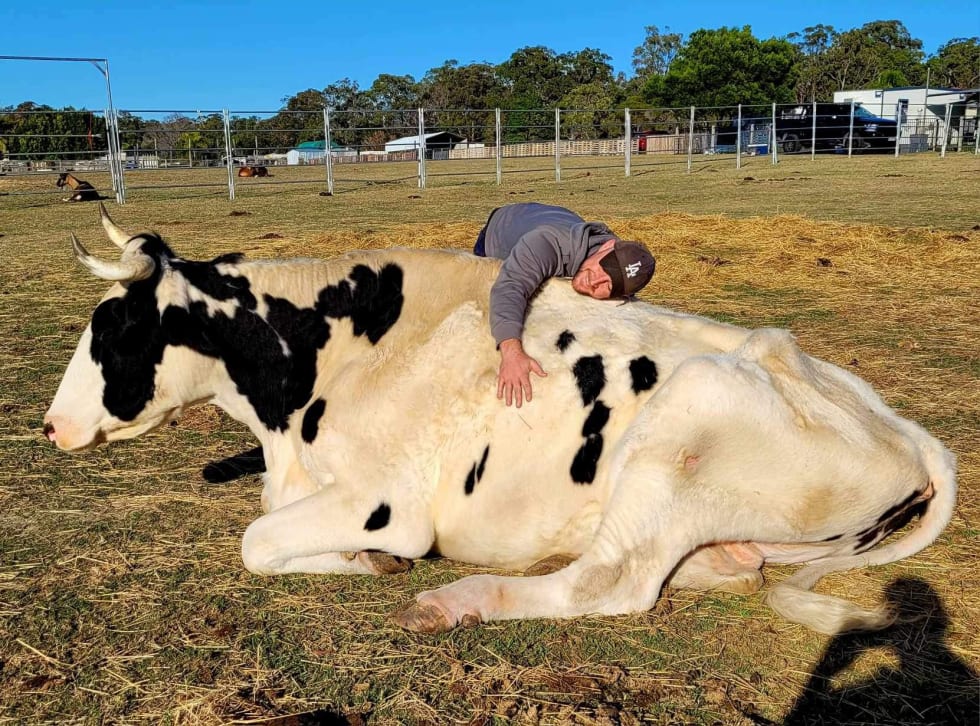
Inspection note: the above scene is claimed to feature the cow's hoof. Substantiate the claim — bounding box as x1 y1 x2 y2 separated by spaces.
359 551 412 575
523 553 577 577
391 600 456 633
716 570 764 595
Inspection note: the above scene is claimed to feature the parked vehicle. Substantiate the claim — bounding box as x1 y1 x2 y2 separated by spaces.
777 103 899 154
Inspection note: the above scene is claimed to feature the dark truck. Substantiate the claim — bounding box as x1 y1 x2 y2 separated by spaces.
777 102 899 153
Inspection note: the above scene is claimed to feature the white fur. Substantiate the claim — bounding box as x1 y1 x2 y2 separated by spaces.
47 248 957 633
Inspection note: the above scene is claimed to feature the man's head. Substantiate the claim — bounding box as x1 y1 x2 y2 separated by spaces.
572 239 655 300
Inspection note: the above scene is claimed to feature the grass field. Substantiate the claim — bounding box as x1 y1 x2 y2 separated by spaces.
1 153 978 724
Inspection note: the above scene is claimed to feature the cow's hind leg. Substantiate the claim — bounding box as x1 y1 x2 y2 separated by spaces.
241 485 433 576
395 466 702 632
668 543 764 595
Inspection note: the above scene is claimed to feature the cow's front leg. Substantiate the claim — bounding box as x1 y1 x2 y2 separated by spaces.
241 486 433 576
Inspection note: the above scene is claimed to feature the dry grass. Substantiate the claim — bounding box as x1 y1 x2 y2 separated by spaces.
0 153 977 724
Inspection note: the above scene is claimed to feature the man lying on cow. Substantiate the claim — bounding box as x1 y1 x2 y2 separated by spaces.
204 201 655 482
474 203 656 407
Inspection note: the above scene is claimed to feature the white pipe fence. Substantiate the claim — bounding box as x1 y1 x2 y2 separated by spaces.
1 101 976 203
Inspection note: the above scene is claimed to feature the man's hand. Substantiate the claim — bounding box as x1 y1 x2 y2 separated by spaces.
497 338 547 408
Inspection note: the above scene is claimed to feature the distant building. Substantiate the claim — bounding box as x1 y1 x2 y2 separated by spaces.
833 86 979 123
286 140 355 165
384 132 465 159
833 86 979 149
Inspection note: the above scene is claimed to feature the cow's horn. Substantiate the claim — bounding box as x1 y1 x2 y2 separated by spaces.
99 203 132 249
70 233 155 282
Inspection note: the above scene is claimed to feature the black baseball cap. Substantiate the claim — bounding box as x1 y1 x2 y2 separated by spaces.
599 241 656 297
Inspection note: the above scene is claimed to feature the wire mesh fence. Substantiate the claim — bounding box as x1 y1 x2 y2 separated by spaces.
1 101 976 203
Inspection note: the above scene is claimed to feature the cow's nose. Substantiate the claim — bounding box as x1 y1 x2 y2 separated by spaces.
42 421 56 443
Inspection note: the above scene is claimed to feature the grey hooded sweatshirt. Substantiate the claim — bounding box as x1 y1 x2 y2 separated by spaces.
482 203 617 345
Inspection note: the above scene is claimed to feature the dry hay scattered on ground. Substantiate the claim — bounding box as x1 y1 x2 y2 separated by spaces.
0 158 978 724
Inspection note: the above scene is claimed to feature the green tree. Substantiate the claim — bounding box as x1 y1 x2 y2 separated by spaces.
418 61 504 142
560 81 620 139
564 48 617 89
787 24 838 102
927 37 980 88
498 46 569 107
823 20 925 90
0 103 108 159
632 25 683 80
650 26 799 108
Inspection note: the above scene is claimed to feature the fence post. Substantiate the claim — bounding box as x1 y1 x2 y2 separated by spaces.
223 110 235 201
495 108 502 184
811 100 818 161
975 113 979 155
554 108 561 182
736 104 742 169
322 107 334 195
103 109 116 193
940 103 951 158
847 99 855 158
417 107 426 189
624 107 631 177
103 109 118 200
771 102 778 165
114 109 126 203
686 106 695 173
894 101 902 158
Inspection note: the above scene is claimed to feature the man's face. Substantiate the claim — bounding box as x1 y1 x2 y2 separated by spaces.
571 240 616 299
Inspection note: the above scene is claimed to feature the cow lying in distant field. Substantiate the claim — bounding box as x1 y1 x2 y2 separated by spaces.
56 172 105 202
44 205 957 635
238 165 269 178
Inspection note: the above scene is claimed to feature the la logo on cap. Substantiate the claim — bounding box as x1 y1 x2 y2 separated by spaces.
625 262 641 278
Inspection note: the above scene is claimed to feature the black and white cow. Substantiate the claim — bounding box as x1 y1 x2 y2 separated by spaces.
44 206 957 635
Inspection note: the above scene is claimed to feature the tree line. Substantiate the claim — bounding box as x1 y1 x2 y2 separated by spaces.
1 21 977 159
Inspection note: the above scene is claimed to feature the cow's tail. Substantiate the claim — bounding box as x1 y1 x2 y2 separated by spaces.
764 439 957 635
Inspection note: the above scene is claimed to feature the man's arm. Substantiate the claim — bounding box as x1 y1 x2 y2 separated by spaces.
489 235 561 407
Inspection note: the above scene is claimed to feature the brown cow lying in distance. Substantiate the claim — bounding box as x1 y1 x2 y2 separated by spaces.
238 165 270 178
57 172 106 202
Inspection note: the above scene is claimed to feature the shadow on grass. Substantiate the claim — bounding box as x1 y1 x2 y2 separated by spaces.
777 577 978 726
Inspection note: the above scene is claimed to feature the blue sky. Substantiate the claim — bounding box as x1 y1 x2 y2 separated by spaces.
0 1 974 112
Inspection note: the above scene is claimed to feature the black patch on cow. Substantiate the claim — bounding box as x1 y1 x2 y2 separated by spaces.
875 490 923 525
571 435 604 484
629 356 658 393
821 533 843 542
581 401 610 437
317 263 404 344
89 273 171 421
853 497 928 553
855 525 884 551
202 446 266 483
476 445 489 480
465 445 491 495
364 503 391 531
572 355 606 406
571 400 610 484
172 256 256 308
302 398 326 443
163 292 331 431
88 246 402 432
556 330 576 352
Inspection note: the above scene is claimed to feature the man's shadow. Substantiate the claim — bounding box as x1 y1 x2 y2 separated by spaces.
780 577 978 725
